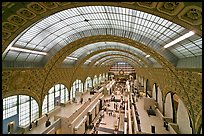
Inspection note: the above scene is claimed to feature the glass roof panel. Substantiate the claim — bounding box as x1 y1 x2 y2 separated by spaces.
62 42 154 66
3 5 202 68
83 51 143 66
96 57 138 67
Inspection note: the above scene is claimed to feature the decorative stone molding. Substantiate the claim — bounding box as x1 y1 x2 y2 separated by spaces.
2 31 11 39
56 2 71 6
121 2 135 5
7 15 26 26
2 22 19 32
40 2 58 9
27 2 47 14
16 8 36 19
157 2 184 16
137 2 158 9
178 5 202 25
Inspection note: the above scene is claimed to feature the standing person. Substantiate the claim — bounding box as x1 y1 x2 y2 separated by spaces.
106 106 109 114
80 97 83 104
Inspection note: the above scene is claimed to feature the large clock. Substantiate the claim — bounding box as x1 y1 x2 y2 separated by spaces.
119 69 124 75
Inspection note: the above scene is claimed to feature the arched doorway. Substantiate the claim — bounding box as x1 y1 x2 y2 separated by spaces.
146 79 151 97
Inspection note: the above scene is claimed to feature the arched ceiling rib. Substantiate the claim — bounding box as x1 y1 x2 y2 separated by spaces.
93 55 142 67
2 5 202 69
62 42 154 66
101 58 136 68
94 56 138 67
100 58 137 68
62 48 151 69
83 51 145 66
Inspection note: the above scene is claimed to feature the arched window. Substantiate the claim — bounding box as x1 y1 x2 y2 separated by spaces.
84 77 92 92
3 96 17 120
3 95 39 128
106 73 109 79
48 87 55 112
19 95 30 126
157 86 163 113
42 84 69 115
42 95 48 115
152 83 157 101
60 85 69 103
102 73 106 81
71 79 83 98
93 75 98 87
164 92 173 119
70 88 73 100
98 74 102 84
177 97 192 134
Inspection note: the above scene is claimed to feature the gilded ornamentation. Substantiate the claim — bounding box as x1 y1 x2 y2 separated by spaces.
56 2 71 6
186 8 202 20
27 2 46 14
137 2 157 9
157 2 184 16
7 15 26 25
17 8 36 19
40 2 58 9
121 2 135 5
163 2 179 11
7 3 15 8
177 5 202 26
2 31 11 39
2 22 18 32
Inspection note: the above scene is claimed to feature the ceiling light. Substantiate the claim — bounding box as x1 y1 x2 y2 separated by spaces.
118 62 126 64
145 55 150 58
164 31 195 48
86 60 91 63
9 46 47 55
66 56 78 60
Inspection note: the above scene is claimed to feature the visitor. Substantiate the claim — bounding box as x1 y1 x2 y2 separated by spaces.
29 122 32 131
80 97 83 104
35 119 38 127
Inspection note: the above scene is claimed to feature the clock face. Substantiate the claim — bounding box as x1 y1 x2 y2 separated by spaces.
119 69 124 75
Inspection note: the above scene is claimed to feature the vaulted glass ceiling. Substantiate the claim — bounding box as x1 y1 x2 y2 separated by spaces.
2 6 202 68
83 51 146 66
62 42 155 66
94 55 140 67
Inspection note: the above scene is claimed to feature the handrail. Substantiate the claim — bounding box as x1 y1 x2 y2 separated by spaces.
68 88 103 123
74 115 87 130
42 118 61 134
71 92 102 124
117 105 121 130
131 105 137 134
88 100 100 113
127 95 132 134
